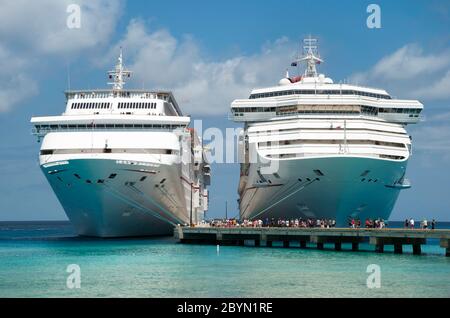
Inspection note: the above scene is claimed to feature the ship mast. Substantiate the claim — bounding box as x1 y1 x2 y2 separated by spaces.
291 36 323 78
108 48 132 90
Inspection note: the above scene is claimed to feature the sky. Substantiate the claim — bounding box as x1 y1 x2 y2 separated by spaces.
0 0 449 221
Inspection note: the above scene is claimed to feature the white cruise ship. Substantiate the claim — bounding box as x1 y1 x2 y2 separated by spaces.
31 51 210 237
230 38 423 226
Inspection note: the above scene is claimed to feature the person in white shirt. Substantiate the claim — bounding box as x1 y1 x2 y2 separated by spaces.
410 218 415 229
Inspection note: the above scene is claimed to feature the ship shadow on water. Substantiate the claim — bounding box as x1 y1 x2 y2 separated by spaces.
0 220 177 243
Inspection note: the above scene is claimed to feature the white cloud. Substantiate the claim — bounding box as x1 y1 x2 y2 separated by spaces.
415 70 450 100
372 44 450 80
426 110 450 122
413 125 450 152
0 0 122 113
0 45 38 112
350 44 450 101
0 0 122 55
0 74 38 113
107 20 295 115
407 109 450 163
349 43 450 159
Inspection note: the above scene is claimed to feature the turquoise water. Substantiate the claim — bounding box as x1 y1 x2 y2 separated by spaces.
0 222 449 298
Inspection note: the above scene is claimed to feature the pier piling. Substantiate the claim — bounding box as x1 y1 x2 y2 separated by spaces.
413 244 422 255
375 244 384 253
440 239 450 257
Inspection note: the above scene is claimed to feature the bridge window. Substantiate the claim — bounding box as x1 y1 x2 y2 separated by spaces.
40 149 53 155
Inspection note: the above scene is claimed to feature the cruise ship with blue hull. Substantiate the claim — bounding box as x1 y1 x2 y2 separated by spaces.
230 37 422 226
31 51 210 237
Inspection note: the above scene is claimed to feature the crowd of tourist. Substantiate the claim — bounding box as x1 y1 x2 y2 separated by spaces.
201 217 437 230
209 218 337 228
404 218 436 230
348 218 388 229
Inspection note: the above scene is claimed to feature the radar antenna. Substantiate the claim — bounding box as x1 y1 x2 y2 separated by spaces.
291 36 323 78
108 47 132 90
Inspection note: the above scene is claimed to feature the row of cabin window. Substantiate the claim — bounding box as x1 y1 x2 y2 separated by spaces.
71 102 111 109
249 90 391 100
118 102 157 109
233 105 421 115
34 124 185 130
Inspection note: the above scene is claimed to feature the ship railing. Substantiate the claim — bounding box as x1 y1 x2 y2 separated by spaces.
31 124 186 136
228 112 373 121
228 111 421 124
65 90 171 101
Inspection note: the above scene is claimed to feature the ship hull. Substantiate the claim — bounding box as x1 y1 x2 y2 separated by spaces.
41 158 190 237
240 156 408 226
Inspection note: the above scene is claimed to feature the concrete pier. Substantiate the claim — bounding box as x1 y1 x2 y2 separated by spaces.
175 226 450 256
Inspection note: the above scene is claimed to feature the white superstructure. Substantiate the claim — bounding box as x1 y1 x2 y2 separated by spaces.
31 50 210 237
230 37 422 226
